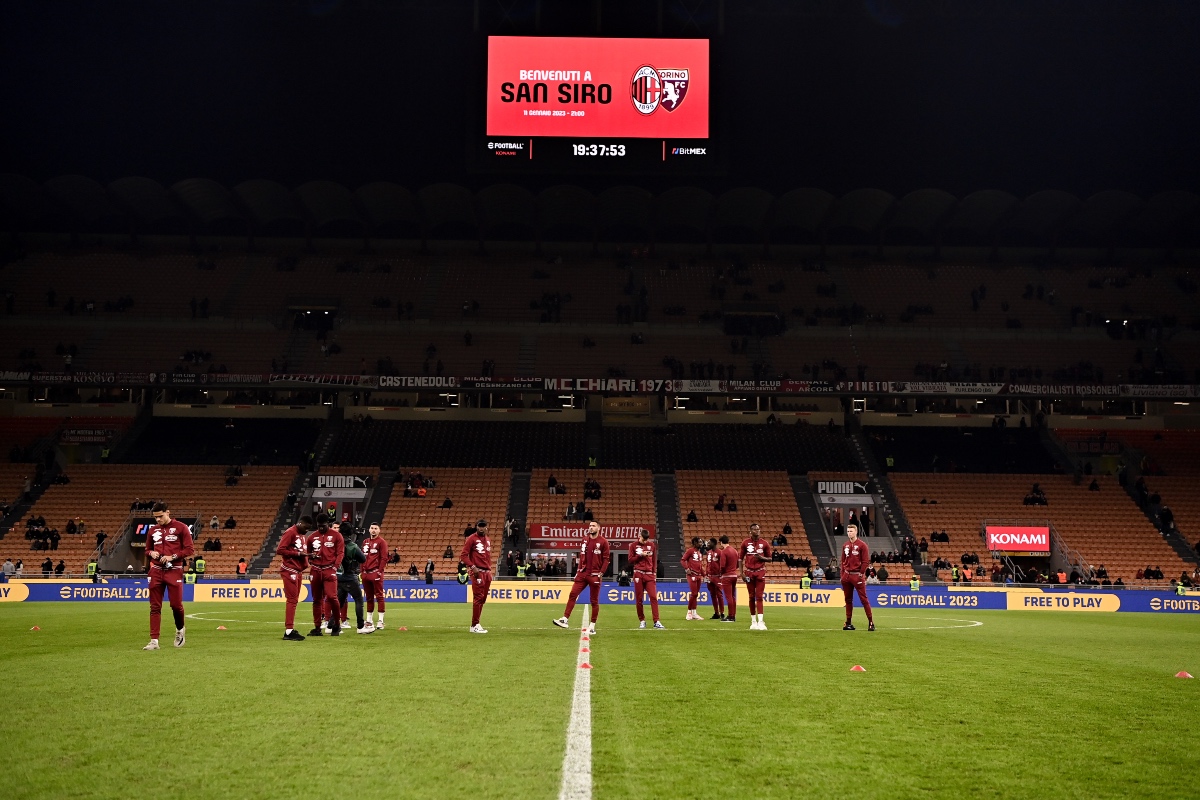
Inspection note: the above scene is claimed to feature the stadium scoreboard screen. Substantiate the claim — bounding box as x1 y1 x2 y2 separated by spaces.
479 36 715 173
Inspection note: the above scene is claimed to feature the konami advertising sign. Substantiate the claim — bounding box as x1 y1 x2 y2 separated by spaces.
487 36 709 138
986 526 1051 554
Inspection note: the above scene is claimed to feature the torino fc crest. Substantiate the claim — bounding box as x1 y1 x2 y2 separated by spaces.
630 65 690 115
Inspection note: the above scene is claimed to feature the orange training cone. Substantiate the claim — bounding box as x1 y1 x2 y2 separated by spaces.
579 663 592 669
1176 671 1193 679
216 625 227 630
580 647 590 653
850 665 866 672
398 626 408 631
29 626 40 631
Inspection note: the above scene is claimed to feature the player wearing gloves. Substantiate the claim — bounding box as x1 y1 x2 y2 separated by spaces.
276 515 313 641
143 502 195 651
460 519 493 634
681 536 706 621
305 514 344 636
359 524 389 629
553 520 610 634
629 529 663 629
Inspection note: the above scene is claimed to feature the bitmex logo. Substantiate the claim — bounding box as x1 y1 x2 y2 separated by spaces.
672 147 706 155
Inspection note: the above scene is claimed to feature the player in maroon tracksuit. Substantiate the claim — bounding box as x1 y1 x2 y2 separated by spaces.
704 538 724 619
739 523 773 630
276 515 313 641
143 502 195 650
360 523 389 630
717 535 739 623
461 519 493 633
681 536 706 621
629 529 662 629
840 522 874 631
553 521 610 633
305 514 344 636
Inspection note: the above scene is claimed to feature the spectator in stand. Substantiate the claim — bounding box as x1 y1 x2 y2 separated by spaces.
876 564 889 583
1088 479 1100 492
812 563 825 582
2 558 13 578
782 522 792 542
728 498 738 512
919 537 928 553
439 497 454 509
210 515 220 530
41 556 53 576
407 562 419 577
224 516 237 530
714 494 726 511
687 509 698 522
547 474 557 494
55 560 65 576
213 538 222 551
95 530 107 551
66 519 77 536
424 559 435 584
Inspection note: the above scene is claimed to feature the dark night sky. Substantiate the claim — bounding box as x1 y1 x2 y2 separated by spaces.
1 0 1197 197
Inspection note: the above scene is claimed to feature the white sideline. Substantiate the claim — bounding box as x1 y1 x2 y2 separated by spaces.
558 608 592 800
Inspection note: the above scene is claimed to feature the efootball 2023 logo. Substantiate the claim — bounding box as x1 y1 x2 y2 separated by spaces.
630 65 689 115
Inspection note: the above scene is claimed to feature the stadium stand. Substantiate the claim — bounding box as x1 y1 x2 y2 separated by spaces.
526 468 656 529
264 468 509 578
117 417 319 466
890 473 1187 584
326 420 586 470
0 464 294 575
676 470 814 580
867 426 1059 474
601 423 857 472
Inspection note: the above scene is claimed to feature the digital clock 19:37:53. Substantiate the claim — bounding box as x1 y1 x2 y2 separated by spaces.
572 143 626 156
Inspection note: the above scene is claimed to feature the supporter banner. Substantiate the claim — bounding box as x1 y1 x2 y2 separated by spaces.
529 523 654 548
59 428 119 444
268 373 379 388
459 377 542 390
985 525 1051 554
10 371 1200 398
603 397 651 414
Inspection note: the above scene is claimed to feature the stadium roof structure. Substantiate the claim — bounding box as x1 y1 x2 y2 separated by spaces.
1 174 1198 251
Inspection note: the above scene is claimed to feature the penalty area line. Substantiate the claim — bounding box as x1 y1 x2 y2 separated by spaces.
559 607 592 800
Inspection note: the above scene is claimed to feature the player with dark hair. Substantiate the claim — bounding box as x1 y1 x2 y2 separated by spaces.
553 520 610 635
360 523 389 630
718 535 739 623
704 537 724 619
305 513 344 636
739 523 772 630
840 522 874 631
276 515 313 641
629 529 663 629
681 536 706 621
460 518 493 633
337 526 370 633
143 501 194 650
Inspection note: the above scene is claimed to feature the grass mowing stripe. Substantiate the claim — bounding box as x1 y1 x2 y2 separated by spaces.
559 608 593 800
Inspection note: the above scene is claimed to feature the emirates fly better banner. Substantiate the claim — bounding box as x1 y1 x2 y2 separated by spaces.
487 37 709 138
529 523 655 548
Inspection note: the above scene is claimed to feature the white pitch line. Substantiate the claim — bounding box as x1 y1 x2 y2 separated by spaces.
559 608 592 800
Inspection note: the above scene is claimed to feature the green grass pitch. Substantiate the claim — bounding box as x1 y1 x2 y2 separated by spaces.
1 601 1197 799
